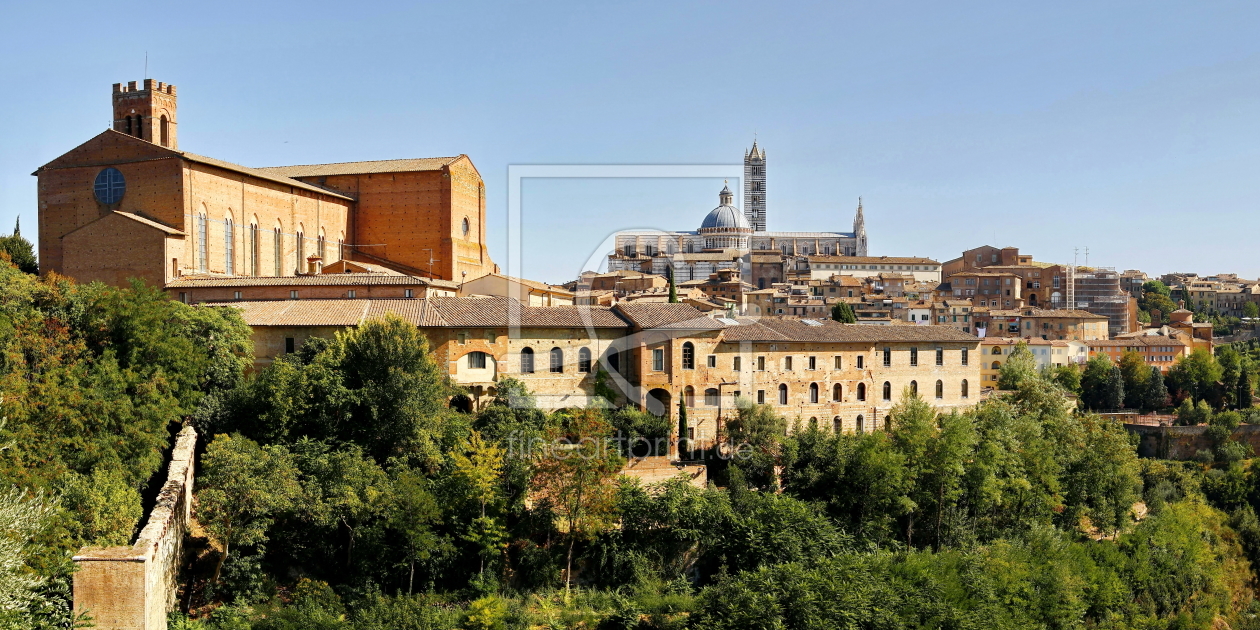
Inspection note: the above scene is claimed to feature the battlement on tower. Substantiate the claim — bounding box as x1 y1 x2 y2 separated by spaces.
113 79 177 96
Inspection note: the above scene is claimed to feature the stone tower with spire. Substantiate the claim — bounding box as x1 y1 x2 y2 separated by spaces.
743 139 767 231
853 197 868 256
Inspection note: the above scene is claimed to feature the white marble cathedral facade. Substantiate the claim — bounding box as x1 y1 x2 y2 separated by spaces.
608 140 868 282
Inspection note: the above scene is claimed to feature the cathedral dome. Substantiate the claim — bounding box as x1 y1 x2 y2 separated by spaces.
700 204 750 230
700 185 751 230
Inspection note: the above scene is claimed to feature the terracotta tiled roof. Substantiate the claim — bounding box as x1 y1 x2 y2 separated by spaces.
613 303 720 330
167 274 456 289
807 255 940 265
719 318 979 343
988 308 1108 319
1087 337 1189 348
212 297 628 329
179 150 355 201
254 156 462 178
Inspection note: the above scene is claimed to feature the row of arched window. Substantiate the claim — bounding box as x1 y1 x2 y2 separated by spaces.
773 379 969 405
120 114 171 147
189 210 342 276
519 347 594 374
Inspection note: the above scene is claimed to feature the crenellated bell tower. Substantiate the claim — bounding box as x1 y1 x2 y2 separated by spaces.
112 79 178 148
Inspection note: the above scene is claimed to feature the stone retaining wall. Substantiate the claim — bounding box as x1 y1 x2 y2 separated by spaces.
72 425 197 630
621 456 707 488
1126 423 1260 459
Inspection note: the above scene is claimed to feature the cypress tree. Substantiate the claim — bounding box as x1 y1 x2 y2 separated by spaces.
1238 368 1252 410
676 397 688 459
1105 365 1125 410
1144 366 1169 411
667 266 679 304
831 301 856 324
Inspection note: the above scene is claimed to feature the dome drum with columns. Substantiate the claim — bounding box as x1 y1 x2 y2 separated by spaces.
608 141 868 283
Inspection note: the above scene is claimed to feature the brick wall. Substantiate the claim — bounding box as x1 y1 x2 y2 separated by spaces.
73 426 197 630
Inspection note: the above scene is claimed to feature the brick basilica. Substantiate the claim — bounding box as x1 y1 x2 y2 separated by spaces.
35 79 497 290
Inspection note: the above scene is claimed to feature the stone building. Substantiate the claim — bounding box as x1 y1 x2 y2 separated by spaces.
607 141 868 285
35 79 497 289
986 308 1110 341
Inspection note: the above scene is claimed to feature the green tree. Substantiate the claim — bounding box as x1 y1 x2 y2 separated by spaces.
1118 350 1150 409
725 400 788 490
1245 302 1260 319
0 221 37 275
198 434 302 582
830 301 856 324
1167 348 1223 405
387 469 442 595
452 431 507 575
297 442 392 573
1104 365 1125 409
1238 368 1252 410
667 267 678 304
1045 365 1081 393
530 409 624 593
0 487 56 620
997 342 1037 390
1139 280 1177 324
1080 354 1114 410
676 398 689 459
1143 366 1169 411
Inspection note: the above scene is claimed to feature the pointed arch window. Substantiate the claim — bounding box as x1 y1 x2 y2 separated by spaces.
273 229 282 275
248 223 259 276
196 213 208 272
295 230 305 272
224 218 235 275
160 115 170 147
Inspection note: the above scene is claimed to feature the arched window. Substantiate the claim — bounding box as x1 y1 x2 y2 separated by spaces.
273 227 283 276
462 217 470 236
682 342 695 369
857 383 866 401
705 388 719 406
992 361 1001 370
338 238 344 262
224 217 235 275
684 386 695 407
160 115 169 147
833 416 842 433
961 379 969 398
125 115 133 136
856 415 865 435
992 346 1002 355
577 347 592 373
832 383 842 401
882 381 892 401
295 228 305 272
935 380 944 399
248 222 259 276
809 383 819 403
910 381 918 396
196 213 208 272
778 384 788 405
318 229 326 261
550 347 564 373
467 351 487 369
135 115 143 140
520 347 535 373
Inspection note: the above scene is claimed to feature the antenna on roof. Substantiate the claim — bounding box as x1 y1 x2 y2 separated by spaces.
144 52 148 79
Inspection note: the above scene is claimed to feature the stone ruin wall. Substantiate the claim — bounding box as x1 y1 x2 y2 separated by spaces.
72 425 197 630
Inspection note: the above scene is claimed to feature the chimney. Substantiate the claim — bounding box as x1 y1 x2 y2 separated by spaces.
307 255 323 275
1150 309 1161 327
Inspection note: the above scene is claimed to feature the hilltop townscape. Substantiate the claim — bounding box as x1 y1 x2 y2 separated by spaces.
4 79 1260 630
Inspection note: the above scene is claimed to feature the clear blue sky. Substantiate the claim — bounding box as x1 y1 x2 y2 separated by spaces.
4 1 1260 284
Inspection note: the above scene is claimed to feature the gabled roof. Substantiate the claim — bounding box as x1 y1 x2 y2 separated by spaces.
34 130 354 201
255 156 464 178
613 303 719 330
167 273 455 289
808 255 940 265
61 210 185 240
214 297 629 329
718 317 979 343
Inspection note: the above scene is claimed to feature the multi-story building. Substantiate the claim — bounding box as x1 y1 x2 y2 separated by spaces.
978 338 1089 388
1086 334 1191 373
986 308 1110 341
168 272 456 304
806 255 942 283
36 79 497 289
218 299 982 446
